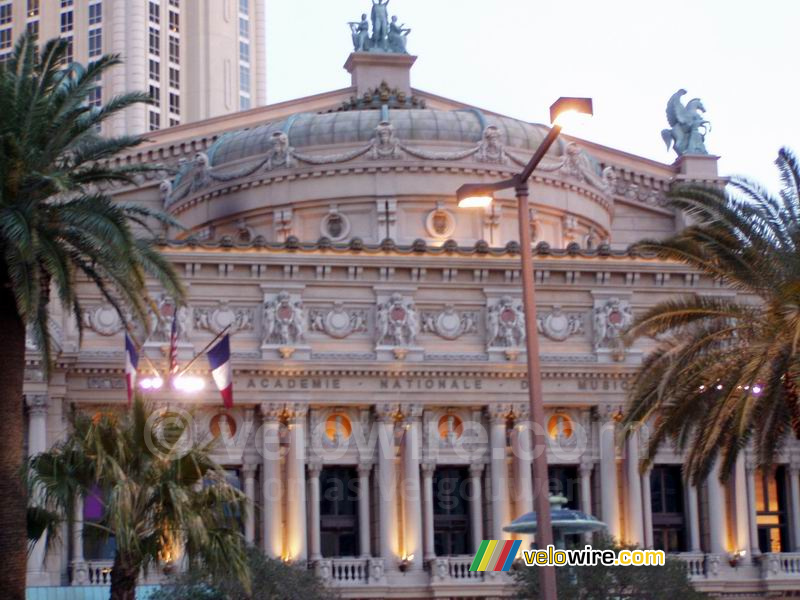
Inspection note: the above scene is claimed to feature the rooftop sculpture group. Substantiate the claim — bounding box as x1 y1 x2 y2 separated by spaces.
661 89 710 156
349 0 411 54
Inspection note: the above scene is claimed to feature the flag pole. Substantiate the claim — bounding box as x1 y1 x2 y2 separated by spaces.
174 326 231 378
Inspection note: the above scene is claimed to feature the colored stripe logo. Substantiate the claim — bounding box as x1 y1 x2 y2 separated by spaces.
470 540 522 571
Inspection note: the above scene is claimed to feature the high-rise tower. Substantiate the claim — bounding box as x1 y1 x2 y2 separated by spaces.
0 0 267 135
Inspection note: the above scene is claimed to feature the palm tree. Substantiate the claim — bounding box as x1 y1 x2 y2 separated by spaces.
0 34 183 597
622 147 800 484
27 398 249 600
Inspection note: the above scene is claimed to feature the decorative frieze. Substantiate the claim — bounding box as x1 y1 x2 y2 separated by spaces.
486 296 525 349
194 302 255 335
421 305 479 341
375 293 420 348
309 303 369 339
592 297 633 356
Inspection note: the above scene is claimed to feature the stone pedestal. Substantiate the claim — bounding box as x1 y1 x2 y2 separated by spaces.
344 52 417 97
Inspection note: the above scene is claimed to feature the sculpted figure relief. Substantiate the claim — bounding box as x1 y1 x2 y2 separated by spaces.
370 121 403 159
661 89 710 156
487 296 526 348
376 293 419 347
593 297 633 351
263 291 306 345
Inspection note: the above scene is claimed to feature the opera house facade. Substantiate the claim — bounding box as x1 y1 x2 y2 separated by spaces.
23 44 800 600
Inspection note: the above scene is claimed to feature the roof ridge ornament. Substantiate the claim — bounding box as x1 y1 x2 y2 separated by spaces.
349 1 411 54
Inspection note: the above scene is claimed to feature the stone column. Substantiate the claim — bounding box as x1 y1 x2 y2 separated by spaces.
512 410 534 550
469 464 485 554
745 460 761 558
261 404 283 559
286 407 308 562
357 462 373 558
242 461 258 545
599 417 621 539
489 406 511 541
706 461 728 555
579 461 593 516
788 461 800 552
402 406 423 570
734 455 751 557
626 431 644 546
26 395 49 580
376 406 398 568
421 462 436 561
641 467 653 548
70 496 88 585
307 461 322 561
686 481 702 552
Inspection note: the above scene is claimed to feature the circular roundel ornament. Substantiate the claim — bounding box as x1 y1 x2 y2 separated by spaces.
608 310 623 325
391 306 407 323
501 306 517 324
277 304 293 321
436 312 462 340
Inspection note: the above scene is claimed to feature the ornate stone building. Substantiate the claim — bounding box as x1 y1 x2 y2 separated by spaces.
24 29 800 600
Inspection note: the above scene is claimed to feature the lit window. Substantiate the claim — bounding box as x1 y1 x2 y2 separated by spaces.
168 35 179 63
88 85 101 107
27 0 39 17
239 94 250 110
239 41 249 62
26 21 39 37
149 110 160 131
88 28 102 57
168 66 179 89
755 468 789 553
149 58 160 82
149 84 160 106
239 17 248 38
0 4 11 26
148 1 159 24
60 10 73 33
89 3 102 25
239 64 250 94
169 92 179 115
0 28 10 49
324 414 352 441
148 27 159 55
547 412 574 439
168 11 179 33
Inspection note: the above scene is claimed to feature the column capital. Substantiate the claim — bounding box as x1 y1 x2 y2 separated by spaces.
512 403 530 421
242 461 258 477
401 403 423 422
288 403 309 422
308 461 323 477
421 462 436 477
357 461 374 477
375 404 400 423
487 403 512 424
260 402 285 421
469 463 486 477
26 394 48 416
579 460 595 476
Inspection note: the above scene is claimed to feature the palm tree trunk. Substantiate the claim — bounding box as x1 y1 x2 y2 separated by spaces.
0 261 29 600
110 553 139 600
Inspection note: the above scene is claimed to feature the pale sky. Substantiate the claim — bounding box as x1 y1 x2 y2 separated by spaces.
265 0 799 190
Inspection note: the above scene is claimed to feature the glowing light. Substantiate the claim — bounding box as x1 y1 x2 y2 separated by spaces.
457 195 493 208
716 384 723 390
140 376 164 390
173 375 205 393
752 385 762 395
698 385 706 391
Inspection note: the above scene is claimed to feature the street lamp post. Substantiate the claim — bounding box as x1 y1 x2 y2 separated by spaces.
457 97 593 600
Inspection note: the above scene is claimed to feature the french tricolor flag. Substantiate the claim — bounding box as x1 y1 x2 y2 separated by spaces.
124 333 139 405
207 334 233 408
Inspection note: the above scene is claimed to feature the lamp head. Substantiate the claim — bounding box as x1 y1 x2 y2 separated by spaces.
549 97 594 130
456 183 494 208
